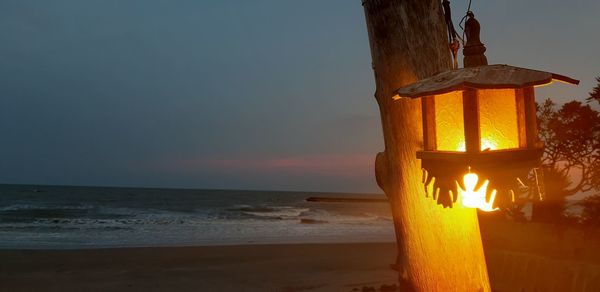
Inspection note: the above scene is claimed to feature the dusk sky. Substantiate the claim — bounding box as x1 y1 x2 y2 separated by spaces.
1 0 598 193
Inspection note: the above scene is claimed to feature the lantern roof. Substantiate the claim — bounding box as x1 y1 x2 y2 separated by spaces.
394 64 579 99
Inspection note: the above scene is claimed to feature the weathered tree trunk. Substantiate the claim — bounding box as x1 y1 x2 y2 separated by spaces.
362 1 491 291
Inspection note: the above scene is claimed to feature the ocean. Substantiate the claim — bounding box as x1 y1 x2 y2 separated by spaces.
0 185 394 249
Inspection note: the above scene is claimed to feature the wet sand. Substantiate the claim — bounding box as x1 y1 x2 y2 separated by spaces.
0 242 398 292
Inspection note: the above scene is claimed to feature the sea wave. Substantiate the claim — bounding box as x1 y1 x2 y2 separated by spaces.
298 209 393 225
225 204 312 220
242 206 310 220
226 204 393 224
0 186 395 249
0 214 201 232
0 204 95 212
226 205 275 213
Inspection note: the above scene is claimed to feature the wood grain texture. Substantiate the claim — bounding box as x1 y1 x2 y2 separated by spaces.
362 0 491 291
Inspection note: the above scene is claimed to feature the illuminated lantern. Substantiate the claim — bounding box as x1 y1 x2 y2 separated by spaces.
393 13 579 211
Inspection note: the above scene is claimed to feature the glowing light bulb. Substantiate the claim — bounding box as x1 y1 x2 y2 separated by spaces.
456 139 498 152
456 141 466 152
481 138 497 151
458 172 498 212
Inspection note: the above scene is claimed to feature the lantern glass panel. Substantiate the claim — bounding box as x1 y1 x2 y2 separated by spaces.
434 91 465 151
478 89 520 150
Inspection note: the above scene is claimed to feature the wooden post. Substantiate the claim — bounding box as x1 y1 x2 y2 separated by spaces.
362 1 491 291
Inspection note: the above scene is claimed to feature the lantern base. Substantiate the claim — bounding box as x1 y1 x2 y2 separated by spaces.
417 148 543 165
418 148 542 209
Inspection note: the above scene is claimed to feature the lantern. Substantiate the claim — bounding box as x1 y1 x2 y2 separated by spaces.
393 13 579 211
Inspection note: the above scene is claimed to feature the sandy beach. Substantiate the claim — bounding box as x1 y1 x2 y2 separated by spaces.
0 243 398 292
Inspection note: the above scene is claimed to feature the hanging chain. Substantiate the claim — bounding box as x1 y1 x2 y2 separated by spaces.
442 0 462 69
458 0 473 42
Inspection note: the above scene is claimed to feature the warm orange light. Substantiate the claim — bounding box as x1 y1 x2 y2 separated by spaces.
457 172 498 212
457 138 497 152
480 139 497 151
434 89 520 152
434 91 465 151
478 89 519 150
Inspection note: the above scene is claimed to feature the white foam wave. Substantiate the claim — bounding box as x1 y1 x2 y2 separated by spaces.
0 204 95 211
243 206 310 219
299 209 392 225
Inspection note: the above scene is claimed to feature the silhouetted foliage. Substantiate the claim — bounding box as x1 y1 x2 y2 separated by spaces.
586 76 600 104
531 166 571 222
538 99 600 194
579 194 600 226
503 204 528 222
533 99 600 222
